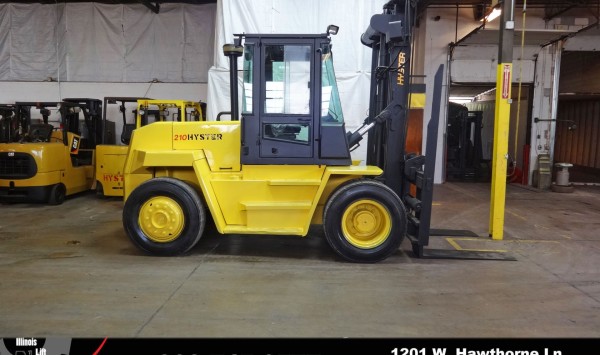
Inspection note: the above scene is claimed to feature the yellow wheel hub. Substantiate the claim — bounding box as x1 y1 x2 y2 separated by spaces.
341 199 391 249
139 196 185 243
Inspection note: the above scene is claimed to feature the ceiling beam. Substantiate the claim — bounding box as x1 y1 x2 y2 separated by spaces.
139 1 160 14
544 4 577 20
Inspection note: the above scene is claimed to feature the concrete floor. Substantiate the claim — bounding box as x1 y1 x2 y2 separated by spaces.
0 182 599 338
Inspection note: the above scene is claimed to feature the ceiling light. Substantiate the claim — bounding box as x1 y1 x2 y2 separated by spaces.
481 7 502 23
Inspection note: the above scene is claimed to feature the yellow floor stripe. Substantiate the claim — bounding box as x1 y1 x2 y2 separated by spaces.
446 237 508 253
506 209 527 221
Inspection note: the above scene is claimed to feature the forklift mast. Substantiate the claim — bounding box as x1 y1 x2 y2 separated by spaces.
61 98 103 148
360 0 416 197
356 0 443 256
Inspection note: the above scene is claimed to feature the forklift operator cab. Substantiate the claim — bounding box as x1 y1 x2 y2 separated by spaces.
238 30 351 165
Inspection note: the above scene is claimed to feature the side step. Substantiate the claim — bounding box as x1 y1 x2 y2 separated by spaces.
239 200 312 235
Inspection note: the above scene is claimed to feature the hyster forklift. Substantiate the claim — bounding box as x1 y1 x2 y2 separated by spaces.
121 0 443 262
95 98 206 197
0 98 103 205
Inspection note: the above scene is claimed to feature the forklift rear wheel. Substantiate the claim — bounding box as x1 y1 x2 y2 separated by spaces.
48 183 66 205
123 177 206 256
323 179 406 263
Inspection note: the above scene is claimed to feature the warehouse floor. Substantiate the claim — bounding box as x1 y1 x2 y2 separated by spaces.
0 182 599 338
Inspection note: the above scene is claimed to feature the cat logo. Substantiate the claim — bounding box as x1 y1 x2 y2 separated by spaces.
70 136 80 154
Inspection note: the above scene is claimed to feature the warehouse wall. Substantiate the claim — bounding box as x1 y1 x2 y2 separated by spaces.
0 2 215 141
554 98 600 182
0 2 216 82
559 51 600 93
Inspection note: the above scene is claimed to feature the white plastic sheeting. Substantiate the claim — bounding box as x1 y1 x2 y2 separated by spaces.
207 0 387 159
0 3 64 81
0 2 215 82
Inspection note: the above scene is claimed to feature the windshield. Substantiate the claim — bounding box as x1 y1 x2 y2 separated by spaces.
321 43 344 124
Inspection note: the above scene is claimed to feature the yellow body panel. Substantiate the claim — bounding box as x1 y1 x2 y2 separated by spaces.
95 144 128 196
0 132 95 199
172 122 241 171
124 119 383 236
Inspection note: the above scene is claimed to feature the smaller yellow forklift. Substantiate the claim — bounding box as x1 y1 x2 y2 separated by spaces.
0 98 103 204
95 98 205 197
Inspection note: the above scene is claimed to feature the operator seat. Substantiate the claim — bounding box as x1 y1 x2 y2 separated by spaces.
121 124 136 144
28 123 54 142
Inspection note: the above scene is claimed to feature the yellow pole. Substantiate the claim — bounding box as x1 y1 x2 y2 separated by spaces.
489 63 512 240
489 0 514 240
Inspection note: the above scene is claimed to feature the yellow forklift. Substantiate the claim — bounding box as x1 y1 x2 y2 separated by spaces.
95 97 147 197
120 1 448 262
0 98 103 204
95 98 206 197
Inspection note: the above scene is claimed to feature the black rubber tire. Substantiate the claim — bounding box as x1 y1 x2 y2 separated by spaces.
123 177 205 256
323 179 407 263
48 183 66 205
95 181 105 197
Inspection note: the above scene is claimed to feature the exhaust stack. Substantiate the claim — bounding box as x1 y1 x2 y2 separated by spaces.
222 43 244 121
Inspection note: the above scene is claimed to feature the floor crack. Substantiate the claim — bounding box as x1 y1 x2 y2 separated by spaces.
134 242 220 336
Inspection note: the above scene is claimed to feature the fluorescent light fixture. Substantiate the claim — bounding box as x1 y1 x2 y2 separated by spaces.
481 7 502 22
449 97 474 104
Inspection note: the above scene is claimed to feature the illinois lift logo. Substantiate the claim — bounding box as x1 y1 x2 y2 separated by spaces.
0 338 106 355
1 338 47 355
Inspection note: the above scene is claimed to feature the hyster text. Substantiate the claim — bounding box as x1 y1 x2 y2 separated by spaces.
174 133 223 141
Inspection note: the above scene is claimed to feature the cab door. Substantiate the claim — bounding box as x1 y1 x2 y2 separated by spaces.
257 39 316 159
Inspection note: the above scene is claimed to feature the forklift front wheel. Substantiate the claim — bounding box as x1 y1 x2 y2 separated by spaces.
123 177 206 256
323 179 407 263
48 183 66 205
